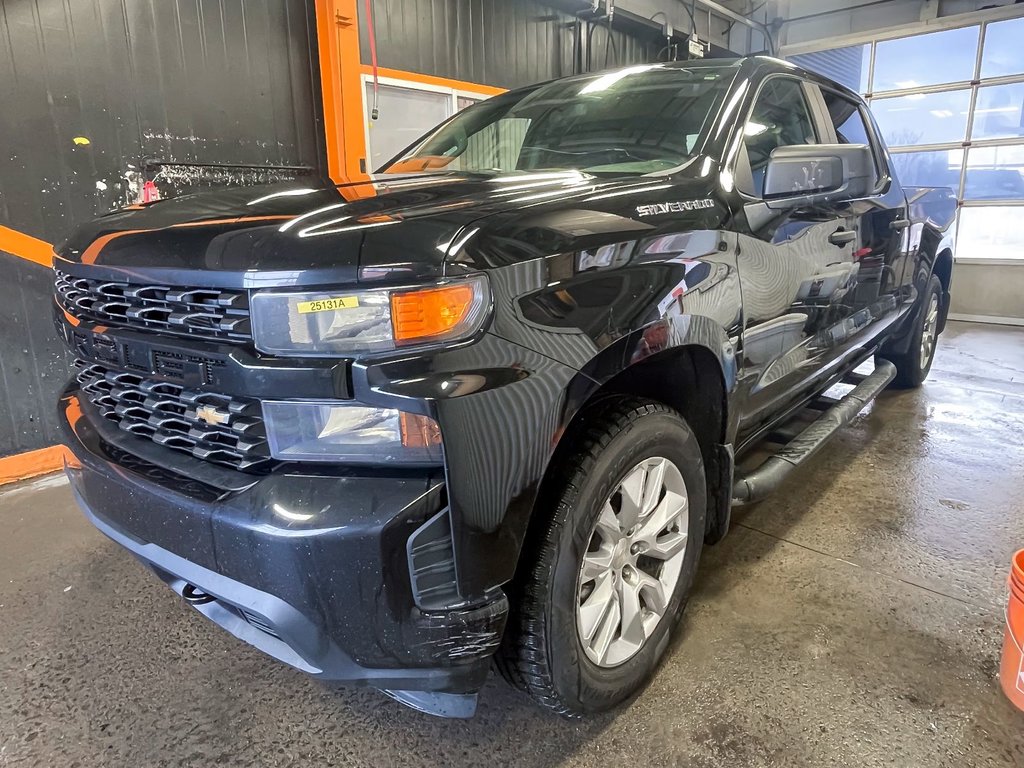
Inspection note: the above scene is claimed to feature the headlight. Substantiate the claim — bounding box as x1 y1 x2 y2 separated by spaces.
250 275 489 356
263 400 443 464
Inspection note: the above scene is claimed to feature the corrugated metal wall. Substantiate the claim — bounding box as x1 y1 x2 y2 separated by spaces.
0 0 322 458
358 0 659 90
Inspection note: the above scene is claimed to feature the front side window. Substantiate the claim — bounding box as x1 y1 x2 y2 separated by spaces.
740 78 819 196
821 88 881 184
382 64 738 177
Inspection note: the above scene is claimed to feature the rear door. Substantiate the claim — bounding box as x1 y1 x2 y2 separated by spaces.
815 84 913 321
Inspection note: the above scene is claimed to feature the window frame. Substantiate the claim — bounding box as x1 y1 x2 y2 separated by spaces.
812 83 892 195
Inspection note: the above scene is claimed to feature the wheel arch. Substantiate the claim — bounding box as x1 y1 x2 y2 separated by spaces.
536 338 734 550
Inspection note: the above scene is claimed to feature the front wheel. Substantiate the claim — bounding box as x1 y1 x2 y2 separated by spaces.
496 398 706 716
879 274 942 389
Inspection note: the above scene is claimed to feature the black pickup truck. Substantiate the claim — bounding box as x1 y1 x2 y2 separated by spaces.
54 56 956 718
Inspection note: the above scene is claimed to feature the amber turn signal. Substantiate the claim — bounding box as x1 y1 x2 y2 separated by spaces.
399 412 443 448
391 283 476 342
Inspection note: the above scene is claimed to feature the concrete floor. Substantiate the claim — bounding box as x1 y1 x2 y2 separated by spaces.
1 320 1022 767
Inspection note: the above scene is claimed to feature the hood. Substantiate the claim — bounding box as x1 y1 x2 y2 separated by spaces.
55 169 722 288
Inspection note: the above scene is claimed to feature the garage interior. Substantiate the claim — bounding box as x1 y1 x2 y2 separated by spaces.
1 0 1023 765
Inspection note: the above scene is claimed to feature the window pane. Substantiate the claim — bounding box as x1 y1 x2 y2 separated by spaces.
963 145 1024 200
972 83 1024 140
890 149 963 190
821 88 879 180
391 65 738 176
365 83 451 171
822 90 872 145
745 78 818 195
444 118 531 173
789 45 870 93
958 206 1024 260
871 89 971 147
873 26 980 92
980 17 1024 79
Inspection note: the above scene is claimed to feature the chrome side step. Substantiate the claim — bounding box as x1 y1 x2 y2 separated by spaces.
732 360 897 505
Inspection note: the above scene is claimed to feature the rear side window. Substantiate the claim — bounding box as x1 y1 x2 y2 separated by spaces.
742 78 819 195
821 89 882 183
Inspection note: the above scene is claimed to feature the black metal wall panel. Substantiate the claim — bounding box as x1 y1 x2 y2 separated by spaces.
0 0 322 243
0 254 76 457
0 0 322 457
358 0 659 90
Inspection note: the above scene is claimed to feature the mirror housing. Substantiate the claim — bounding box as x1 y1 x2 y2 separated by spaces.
763 144 874 209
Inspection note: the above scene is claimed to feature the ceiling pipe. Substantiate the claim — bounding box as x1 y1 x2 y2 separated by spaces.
689 0 776 54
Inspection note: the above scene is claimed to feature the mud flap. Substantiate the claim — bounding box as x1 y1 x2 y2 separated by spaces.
704 442 734 545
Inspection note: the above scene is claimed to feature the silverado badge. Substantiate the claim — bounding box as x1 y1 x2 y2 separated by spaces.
636 199 716 217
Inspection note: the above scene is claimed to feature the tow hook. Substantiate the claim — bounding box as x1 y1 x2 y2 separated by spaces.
181 583 216 605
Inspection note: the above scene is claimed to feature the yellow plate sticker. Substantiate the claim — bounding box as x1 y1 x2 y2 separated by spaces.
296 296 360 314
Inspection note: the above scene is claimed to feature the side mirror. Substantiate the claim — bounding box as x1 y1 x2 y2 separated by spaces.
763 144 874 209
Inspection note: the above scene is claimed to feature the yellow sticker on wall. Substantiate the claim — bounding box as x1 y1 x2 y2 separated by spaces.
296 296 360 314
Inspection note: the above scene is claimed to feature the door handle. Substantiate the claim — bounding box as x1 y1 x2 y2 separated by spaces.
828 229 856 247
890 218 911 231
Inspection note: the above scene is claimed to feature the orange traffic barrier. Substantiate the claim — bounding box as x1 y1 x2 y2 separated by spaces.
1000 548 1024 711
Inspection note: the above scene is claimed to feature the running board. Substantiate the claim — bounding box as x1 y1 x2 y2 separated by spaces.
732 360 896 505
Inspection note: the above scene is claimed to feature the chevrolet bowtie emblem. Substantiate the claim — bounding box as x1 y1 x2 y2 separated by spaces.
195 405 230 426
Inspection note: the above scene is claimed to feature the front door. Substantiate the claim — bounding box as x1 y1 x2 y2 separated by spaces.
732 76 854 442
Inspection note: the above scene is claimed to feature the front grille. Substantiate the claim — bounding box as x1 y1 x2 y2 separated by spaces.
99 444 225 502
55 270 251 343
75 359 272 472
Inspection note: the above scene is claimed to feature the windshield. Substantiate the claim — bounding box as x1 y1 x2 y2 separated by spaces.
380 63 738 178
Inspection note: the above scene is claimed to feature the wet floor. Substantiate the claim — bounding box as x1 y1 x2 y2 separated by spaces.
1 321 1022 767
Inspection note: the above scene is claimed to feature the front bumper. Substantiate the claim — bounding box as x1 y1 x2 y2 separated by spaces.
59 388 507 702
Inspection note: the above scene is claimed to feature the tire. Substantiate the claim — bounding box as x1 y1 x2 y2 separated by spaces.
496 398 706 717
878 274 942 389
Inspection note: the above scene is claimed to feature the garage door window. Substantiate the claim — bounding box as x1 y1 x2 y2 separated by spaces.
870 90 972 147
871 25 979 92
972 83 1024 141
980 16 1024 78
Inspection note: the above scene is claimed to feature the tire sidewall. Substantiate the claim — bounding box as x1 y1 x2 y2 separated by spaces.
915 276 942 380
544 410 706 714
905 276 942 385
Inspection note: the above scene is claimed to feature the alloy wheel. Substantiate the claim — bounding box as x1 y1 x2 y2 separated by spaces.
920 292 940 370
575 457 689 667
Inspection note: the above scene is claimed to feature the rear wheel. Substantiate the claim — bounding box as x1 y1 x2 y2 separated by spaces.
496 398 706 716
879 274 942 389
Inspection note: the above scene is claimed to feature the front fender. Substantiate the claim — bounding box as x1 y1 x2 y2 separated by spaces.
430 232 743 595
